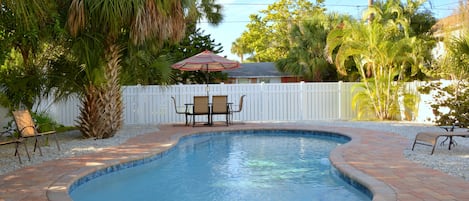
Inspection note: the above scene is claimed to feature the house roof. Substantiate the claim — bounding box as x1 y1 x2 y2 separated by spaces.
432 14 464 38
225 62 295 78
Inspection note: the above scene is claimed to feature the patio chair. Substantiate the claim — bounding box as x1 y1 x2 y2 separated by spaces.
171 96 191 126
191 96 210 126
211 95 229 126
12 110 60 156
229 95 246 124
0 128 30 164
412 131 469 155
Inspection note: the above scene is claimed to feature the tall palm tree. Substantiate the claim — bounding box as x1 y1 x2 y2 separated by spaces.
67 0 222 138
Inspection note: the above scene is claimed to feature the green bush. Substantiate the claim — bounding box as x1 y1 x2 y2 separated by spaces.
418 81 469 127
31 112 60 132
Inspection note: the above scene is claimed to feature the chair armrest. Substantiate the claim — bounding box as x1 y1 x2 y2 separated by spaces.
39 130 56 135
185 104 194 114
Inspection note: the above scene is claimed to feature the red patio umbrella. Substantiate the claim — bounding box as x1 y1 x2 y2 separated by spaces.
172 50 240 95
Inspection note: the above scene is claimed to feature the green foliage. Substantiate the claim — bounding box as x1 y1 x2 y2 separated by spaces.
418 81 469 127
326 0 426 120
401 87 420 121
31 111 60 132
417 0 469 126
121 50 174 85
0 59 46 110
121 23 228 86
401 1 437 81
234 0 324 62
276 12 349 81
435 33 469 80
46 53 84 99
0 0 71 110
351 79 411 120
0 0 61 67
64 0 226 87
231 38 246 62
0 40 73 110
421 30 469 126
0 0 227 139
164 26 226 85
351 83 376 120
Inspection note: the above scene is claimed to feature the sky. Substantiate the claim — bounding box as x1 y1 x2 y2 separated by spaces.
197 0 462 61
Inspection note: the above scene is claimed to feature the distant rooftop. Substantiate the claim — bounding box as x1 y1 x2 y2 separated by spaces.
225 62 295 78
432 14 465 37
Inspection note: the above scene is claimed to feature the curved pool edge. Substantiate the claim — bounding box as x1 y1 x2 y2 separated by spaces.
46 125 396 201
329 134 397 201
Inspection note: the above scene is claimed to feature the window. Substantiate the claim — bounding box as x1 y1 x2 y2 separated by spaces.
258 78 270 83
237 78 250 84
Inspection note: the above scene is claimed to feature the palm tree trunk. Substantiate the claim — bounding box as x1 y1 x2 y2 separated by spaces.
100 44 124 138
77 84 106 138
368 0 374 22
76 44 123 139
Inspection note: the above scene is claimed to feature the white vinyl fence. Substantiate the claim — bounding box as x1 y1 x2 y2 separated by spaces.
37 81 432 126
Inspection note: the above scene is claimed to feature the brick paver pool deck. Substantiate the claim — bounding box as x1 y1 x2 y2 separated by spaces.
1 123 469 201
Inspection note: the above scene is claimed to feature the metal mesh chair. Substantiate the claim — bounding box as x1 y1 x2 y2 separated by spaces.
171 96 191 126
13 110 60 156
191 96 210 126
211 95 229 126
229 95 246 124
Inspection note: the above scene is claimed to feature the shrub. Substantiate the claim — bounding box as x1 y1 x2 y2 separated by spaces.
418 80 469 127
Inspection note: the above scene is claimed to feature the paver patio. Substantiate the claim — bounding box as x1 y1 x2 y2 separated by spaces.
1 123 469 201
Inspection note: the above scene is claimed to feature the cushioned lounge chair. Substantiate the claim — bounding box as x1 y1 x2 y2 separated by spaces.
191 96 210 126
211 95 229 126
171 96 191 126
13 110 60 156
412 131 469 154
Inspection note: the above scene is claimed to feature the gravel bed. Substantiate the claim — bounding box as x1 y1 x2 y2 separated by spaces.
1 121 468 182
0 125 159 175
302 120 469 181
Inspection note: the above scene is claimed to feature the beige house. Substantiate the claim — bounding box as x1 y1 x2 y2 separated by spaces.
431 14 465 59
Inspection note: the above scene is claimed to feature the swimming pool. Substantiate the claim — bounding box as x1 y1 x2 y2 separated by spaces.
70 130 371 201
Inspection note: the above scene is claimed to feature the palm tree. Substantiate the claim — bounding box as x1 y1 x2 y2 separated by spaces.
276 12 348 81
67 0 222 138
326 1 423 120
231 38 246 62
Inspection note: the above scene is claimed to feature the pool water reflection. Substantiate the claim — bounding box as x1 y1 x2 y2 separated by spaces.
70 130 371 201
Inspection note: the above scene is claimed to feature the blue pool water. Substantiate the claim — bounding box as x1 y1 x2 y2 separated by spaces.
70 130 371 201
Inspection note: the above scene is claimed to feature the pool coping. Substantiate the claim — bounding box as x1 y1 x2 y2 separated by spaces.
1 123 469 200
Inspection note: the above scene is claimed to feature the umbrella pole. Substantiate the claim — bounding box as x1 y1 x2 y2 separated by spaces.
206 65 210 97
